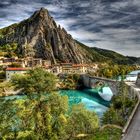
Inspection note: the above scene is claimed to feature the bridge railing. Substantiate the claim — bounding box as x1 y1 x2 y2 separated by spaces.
88 75 118 82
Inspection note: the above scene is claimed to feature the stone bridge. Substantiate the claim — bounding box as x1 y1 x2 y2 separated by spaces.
81 75 120 94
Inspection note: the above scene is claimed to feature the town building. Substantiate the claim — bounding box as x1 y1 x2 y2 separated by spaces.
52 64 62 74
23 58 51 68
72 64 88 74
87 64 98 73
0 57 51 68
60 63 98 74
3 56 99 79
0 57 17 66
6 68 28 81
61 63 73 74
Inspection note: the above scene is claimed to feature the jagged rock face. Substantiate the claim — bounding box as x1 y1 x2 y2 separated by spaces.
0 8 94 64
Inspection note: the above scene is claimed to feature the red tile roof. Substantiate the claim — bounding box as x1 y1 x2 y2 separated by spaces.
6 68 28 71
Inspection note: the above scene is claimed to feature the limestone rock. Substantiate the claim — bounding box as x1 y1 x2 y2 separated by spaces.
0 8 94 64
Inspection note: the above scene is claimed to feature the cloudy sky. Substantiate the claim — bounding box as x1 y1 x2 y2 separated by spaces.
0 0 140 56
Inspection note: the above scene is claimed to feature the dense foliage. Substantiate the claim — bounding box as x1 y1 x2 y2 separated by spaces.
89 63 137 79
84 126 122 140
0 94 100 140
59 74 81 89
11 68 57 95
0 43 18 57
0 71 5 81
0 82 14 96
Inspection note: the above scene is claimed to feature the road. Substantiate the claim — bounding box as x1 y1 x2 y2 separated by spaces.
123 105 140 140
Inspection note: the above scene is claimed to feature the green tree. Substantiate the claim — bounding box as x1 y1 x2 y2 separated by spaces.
11 68 57 96
0 43 18 57
29 93 69 140
66 104 99 139
0 93 69 140
60 74 81 89
102 105 124 126
0 98 33 139
0 94 100 140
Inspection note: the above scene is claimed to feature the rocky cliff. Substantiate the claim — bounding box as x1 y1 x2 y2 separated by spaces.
0 8 97 64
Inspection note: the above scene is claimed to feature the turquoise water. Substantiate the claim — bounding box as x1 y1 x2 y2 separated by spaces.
60 89 111 118
3 88 111 118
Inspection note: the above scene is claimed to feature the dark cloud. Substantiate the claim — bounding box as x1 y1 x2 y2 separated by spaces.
0 0 140 56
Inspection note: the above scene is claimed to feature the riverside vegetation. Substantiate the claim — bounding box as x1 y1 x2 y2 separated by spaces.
59 74 82 90
88 63 137 79
0 68 137 140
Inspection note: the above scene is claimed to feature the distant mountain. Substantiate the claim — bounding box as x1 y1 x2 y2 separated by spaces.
76 41 138 65
0 8 139 65
91 47 135 65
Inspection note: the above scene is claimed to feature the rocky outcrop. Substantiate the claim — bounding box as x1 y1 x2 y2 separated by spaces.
0 8 95 64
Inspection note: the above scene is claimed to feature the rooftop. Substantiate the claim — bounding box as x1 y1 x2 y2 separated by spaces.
6 68 28 71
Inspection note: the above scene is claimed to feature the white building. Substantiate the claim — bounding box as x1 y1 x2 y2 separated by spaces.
6 68 28 81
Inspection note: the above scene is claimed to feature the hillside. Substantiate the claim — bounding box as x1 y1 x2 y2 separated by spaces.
76 41 137 64
92 47 135 64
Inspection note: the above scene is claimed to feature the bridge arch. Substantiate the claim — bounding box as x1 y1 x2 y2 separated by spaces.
81 75 120 95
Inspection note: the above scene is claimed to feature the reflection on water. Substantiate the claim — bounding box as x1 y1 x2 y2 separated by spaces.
98 87 113 101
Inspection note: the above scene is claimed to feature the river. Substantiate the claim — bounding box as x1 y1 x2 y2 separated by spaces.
3 87 113 118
